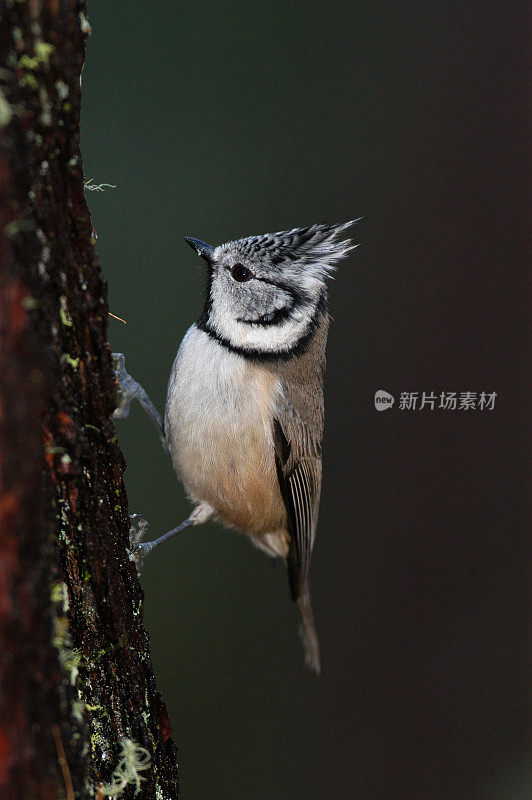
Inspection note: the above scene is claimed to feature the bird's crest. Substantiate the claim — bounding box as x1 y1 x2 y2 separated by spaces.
223 219 360 288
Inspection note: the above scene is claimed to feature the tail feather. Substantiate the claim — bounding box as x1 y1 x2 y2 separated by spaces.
296 583 321 675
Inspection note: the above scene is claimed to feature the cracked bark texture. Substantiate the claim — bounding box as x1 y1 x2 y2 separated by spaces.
0 2 179 798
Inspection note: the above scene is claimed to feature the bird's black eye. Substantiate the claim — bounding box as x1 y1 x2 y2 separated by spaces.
231 263 252 282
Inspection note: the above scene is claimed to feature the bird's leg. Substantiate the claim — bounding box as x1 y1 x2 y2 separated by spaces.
129 504 214 564
112 353 167 451
128 513 195 563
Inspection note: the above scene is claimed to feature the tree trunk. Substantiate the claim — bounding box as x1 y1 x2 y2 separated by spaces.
0 3 179 798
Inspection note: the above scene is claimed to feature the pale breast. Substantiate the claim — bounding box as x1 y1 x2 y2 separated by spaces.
164 325 286 535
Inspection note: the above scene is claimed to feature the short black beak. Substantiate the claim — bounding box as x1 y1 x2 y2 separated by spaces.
185 237 214 262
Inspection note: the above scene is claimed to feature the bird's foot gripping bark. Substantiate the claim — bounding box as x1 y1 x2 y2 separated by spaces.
129 515 197 565
128 513 151 567
112 353 167 450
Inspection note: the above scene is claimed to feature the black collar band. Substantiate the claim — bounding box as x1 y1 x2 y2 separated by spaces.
196 294 327 363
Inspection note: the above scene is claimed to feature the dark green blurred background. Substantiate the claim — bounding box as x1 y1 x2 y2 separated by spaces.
82 3 526 799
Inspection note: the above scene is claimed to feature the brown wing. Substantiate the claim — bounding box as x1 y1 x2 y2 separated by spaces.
273 403 323 601
268 310 328 600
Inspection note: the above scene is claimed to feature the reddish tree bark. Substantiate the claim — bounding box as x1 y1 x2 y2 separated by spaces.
0 3 179 798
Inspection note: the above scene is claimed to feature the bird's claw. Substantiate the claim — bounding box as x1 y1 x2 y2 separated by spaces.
128 513 150 566
131 542 153 559
113 352 140 420
112 353 166 449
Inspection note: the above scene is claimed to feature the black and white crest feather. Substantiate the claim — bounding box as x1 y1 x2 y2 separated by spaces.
223 220 360 290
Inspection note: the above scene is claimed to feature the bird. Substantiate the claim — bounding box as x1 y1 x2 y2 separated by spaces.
116 221 359 674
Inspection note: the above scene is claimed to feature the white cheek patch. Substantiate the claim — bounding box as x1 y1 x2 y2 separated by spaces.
209 289 315 353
